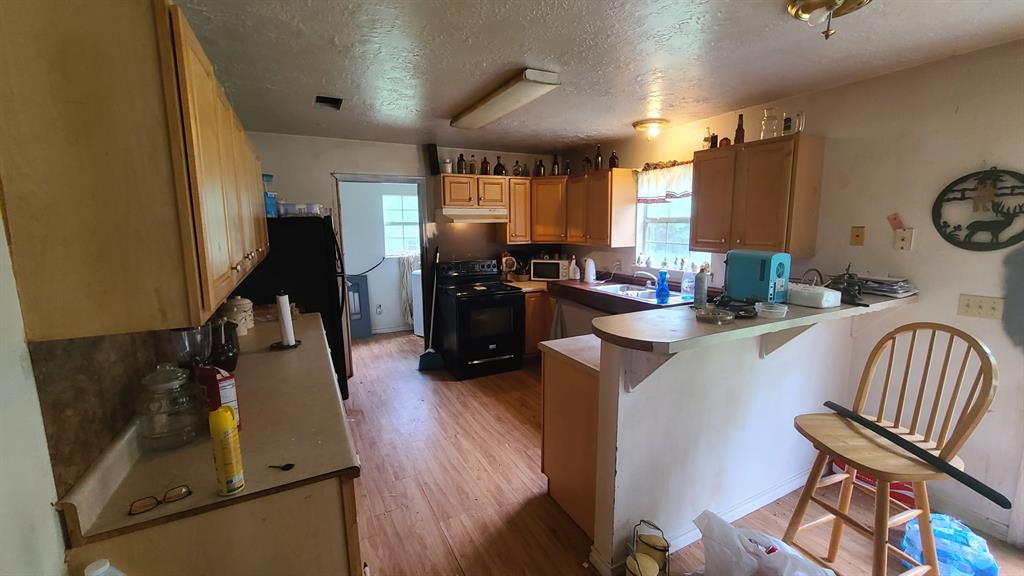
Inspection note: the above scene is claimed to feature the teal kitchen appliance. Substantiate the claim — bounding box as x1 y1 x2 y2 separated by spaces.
724 250 791 303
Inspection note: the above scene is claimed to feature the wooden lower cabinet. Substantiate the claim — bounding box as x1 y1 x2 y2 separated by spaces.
524 292 555 355
66 476 361 576
541 339 599 538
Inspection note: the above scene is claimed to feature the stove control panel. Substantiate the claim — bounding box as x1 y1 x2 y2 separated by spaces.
437 260 499 277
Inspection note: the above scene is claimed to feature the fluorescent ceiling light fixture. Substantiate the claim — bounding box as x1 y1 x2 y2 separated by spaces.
451 69 560 129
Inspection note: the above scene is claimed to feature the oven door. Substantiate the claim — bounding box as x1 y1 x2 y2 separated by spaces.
455 292 525 362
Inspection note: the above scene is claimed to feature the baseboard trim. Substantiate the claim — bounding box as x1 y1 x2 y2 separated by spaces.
665 467 813 553
588 546 613 576
370 325 412 335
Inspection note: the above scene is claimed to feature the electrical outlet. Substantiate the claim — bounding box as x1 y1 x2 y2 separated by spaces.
894 228 915 251
375 304 383 315
957 294 1004 320
850 226 865 246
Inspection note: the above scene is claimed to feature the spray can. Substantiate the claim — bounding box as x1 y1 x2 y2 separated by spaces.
209 406 245 496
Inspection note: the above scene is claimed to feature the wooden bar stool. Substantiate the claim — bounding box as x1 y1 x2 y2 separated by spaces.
782 322 998 576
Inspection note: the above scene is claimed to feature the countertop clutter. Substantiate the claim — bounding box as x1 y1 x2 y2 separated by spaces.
59 314 360 545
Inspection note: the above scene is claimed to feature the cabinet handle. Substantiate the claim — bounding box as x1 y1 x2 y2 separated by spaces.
736 239 741 244
697 238 727 244
232 264 242 272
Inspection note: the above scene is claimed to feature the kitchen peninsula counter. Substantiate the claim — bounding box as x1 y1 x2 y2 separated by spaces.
60 314 362 575
593 294 917 354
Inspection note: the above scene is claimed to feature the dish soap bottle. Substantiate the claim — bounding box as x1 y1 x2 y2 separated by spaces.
656 270 670 305
569 256 581 281
694 263 710 309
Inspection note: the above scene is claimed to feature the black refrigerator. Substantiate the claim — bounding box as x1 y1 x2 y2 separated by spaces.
233 216 352 398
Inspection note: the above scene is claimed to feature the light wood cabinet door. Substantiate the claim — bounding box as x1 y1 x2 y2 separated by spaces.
531 177 568 242
215 92 245 279
507 177 531 243
177 18 235 309
732 138 794 252
690 147 736 253
586 171 611 245
231 114 256 271
442 175 477 206
477 176 508 207
566 175 588 243
524 292 549 355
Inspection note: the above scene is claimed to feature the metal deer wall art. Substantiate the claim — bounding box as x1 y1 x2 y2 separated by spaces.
932 167 1024 251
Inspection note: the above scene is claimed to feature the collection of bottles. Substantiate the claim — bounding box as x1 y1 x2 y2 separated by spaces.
701 110 805 150
444 145 620 178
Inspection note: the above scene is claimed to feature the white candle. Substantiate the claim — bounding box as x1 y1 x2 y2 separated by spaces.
276 293 296 346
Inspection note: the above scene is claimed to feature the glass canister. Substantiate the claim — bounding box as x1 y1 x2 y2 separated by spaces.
761 107 779 139
138 363 201 452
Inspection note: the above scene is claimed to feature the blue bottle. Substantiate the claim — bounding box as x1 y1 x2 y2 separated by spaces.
656 269 670 304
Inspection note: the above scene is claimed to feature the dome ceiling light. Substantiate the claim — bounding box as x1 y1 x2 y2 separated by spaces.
787 0 873 40
632 118 669 140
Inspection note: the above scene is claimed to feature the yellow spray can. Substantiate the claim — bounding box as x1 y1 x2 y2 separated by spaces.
209 406 244 496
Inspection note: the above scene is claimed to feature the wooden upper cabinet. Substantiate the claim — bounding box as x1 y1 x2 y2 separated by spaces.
442 175 476 206
531 177 568 242
690 147 737 253
477 176 508 207
566 175 588 243
176 14 235 311
0 0 268 340
690 133 823 257
731 137 794 252
506 177 531 243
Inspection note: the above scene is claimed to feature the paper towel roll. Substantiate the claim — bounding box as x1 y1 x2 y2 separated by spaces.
276 293 295 346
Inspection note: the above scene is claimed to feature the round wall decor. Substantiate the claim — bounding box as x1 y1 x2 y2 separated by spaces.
932 167 1024 251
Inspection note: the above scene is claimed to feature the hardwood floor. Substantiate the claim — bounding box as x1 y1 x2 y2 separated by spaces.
345 331 1024 576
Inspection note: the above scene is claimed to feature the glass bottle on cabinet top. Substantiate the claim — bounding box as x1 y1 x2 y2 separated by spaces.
564 160 571 176
456 154 466 174
594 145 603 170
583 156 592 173
735 114 745 144
536 159 546 176
609 150 619 168
511 160 521 176
480 156 490 175
552 155 561 176
760 107 779 139
493 156 506 175
468 154 477 174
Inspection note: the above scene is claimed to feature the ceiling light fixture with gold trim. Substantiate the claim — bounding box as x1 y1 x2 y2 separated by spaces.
632 118 669 140
787 0 872 40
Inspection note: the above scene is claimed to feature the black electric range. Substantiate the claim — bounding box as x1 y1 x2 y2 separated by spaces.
436 260 525 380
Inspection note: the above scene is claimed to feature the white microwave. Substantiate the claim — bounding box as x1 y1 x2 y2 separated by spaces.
530 259 571 281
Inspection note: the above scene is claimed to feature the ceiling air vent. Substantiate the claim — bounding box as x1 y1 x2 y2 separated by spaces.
314 95 343 110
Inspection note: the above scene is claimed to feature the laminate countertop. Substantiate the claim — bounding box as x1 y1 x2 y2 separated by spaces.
506 280 549 293
59 314 360 546
538 334 601 376
592 294 918 355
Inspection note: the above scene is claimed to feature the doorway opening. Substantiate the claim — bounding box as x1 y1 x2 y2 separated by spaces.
334 176 426 343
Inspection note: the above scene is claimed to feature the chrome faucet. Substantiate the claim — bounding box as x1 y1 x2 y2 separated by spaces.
800 268 825 286
634 270 657 289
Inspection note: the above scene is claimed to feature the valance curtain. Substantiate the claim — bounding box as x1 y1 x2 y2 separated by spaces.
637 162 693 204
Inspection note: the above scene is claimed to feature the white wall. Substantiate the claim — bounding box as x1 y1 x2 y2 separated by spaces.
582 41 1024 541
0 210 66 575
340 181 418 333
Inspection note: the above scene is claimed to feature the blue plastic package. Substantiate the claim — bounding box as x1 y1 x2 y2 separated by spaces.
901 514 998 576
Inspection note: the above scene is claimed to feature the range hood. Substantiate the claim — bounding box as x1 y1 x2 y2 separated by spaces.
438 207 509 224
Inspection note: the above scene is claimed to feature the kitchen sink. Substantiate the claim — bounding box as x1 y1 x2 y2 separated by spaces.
592 283 693 305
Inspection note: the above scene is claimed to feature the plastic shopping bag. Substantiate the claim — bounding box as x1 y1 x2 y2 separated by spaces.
692 510 836 576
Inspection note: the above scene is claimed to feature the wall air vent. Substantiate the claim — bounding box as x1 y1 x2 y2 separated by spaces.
314 95 343 110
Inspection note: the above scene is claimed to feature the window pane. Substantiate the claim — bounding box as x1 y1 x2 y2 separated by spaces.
384 209 403 223
403 224 419 239
384 224 403 238
667 223 690 244
648 222 667 242
384 237 402 255
404 237 419 252
403 208 419 222
382 195 402 210
402 195 419 210
646 203 669 218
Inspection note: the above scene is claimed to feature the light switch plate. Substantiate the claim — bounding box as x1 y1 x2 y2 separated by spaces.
894 227 915 251
958 294 1004 320
850 226 865 246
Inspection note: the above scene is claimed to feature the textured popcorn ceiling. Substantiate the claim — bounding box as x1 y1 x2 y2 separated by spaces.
178 0 1024 152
